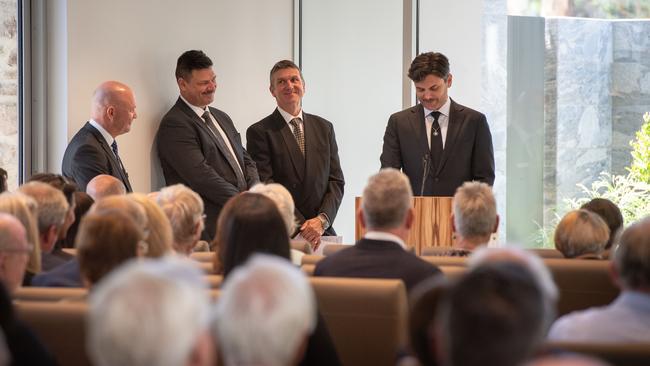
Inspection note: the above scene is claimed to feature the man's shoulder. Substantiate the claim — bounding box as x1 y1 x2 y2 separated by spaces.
249 111 280 130
303 112 333 128
451 99 486 121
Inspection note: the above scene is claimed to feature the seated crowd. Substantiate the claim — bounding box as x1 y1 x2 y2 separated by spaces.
0 168 647 366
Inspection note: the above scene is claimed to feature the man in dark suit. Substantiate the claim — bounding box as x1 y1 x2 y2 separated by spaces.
156 50 259 240
381 52 494 196
246 60 344 246
62 81 136 192
314 169 440 291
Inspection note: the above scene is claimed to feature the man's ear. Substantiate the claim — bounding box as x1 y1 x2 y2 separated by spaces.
493 214 500 233
609 261 622 289
404 207 415 230
357 208 366 230
447 73 453 88
450 213 456 233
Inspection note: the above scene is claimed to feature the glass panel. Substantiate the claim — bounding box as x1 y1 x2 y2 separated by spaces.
0 0 18 191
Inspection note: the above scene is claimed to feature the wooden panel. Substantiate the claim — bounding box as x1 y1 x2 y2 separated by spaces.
355 196 453 255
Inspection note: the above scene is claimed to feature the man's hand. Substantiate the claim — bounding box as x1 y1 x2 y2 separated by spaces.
300 217 324 249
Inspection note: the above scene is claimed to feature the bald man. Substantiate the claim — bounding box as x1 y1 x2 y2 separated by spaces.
0 213 30 293
62 80 137 192
86 174 127 201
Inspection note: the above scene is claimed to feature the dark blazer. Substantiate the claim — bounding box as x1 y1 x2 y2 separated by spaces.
246 109 344 235
31 259 83 288
380 99 494 196
313 238 441 291
156 98 259 239
62 122 132 192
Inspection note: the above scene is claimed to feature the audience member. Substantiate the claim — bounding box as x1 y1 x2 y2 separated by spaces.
314 168 441 291
250 183 304 264
548 216 650 343
157 184 207 255
214 254 316 366
446 181 498 256
0 192 41 284
18 181 70 272
64 191 94 248
0 213 31 293
581 198 624 252
0 282 57 365
32 195 148 287
526 355 612 366
86 174 126 201
214 193 290 276
405 275 450 366
77 211 143 287
88 257 215 366
437 262 546 366
554 209 609 259
27 173 78 264
0 168 6 193
128 193 173 257
468 246 559 331
212 193 341 366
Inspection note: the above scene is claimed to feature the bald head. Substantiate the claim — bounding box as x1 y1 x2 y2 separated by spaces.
91 81 137 138
86 175 126 201
0 212 29 292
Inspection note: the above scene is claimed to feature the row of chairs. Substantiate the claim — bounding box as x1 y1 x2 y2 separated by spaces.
14 277 408 366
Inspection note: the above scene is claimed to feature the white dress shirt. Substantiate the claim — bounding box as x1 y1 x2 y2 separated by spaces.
424 97 451 149
277 106 305 136
88 119 117 157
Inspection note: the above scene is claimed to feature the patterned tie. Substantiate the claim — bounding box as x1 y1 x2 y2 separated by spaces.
429 111 443 169
201 111 247 191
289 118 305 155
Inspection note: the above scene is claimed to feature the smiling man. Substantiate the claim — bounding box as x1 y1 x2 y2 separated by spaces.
62 81 137 192
156 50 259 240
380 52 494 196
246 60 344 247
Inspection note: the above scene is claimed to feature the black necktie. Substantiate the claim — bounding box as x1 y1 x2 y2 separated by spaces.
201 111 247 191
111 141 129 179
430 111 443 170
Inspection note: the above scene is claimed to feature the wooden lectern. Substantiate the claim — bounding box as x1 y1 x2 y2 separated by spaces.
355 196 453 255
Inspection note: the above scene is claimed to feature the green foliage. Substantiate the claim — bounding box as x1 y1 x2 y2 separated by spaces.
533 112 650 247
628 112 650 183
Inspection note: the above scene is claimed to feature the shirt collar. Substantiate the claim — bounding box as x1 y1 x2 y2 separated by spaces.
363 231 407 249
180 95 209 119
617 290 650 312
277 106 304 125
88 119 114 146
423 97 451 119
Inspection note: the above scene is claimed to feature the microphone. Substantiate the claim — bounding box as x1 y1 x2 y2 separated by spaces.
420 154 430 196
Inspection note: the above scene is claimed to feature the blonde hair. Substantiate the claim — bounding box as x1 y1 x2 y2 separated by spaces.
554 209 609 258
128 194 173 258
157 184 204 254
0 192 41 273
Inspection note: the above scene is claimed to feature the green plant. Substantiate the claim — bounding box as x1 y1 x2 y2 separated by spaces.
628 112 650 183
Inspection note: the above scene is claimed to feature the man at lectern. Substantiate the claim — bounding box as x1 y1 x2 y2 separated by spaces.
380 52 494 196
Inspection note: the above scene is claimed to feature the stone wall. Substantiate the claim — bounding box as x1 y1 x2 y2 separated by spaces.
0 0 17 191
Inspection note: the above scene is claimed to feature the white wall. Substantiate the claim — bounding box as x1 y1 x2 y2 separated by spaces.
419 0 484 110
60 0 293 191
301 0 404 242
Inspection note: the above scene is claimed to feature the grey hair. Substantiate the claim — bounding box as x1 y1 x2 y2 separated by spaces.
18 181 69 234
88 257 211 366
214 254 316 366
452 181 497 239
250 183 296 235
361 168 413 230
157 184 205 253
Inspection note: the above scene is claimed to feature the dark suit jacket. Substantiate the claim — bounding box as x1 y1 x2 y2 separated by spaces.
156 98 259 239
31 259 83 288
380 99 494 196
246 109 344 235
61 122 132 192
313 238 441 291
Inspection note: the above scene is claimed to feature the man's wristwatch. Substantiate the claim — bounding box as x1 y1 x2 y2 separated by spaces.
317 213 330 231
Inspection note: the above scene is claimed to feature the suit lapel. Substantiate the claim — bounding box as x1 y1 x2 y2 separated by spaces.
436 99 463 175
273 110 305 181
85 123 132 191
408 104 430 157
209 107 245 168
